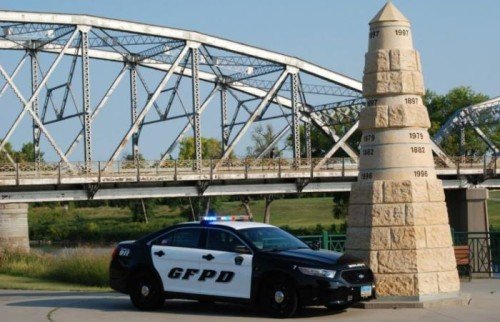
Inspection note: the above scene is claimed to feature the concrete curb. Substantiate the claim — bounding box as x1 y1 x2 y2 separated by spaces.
354 293 471 309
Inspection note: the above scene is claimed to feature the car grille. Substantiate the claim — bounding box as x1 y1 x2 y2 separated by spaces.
340 268 374 285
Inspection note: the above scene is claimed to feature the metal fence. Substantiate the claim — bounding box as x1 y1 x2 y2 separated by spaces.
0 155 497 185
298 231 500 277
453 231 500 275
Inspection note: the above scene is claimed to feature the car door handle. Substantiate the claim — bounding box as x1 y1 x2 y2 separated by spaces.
154 250 165 257
234 256 244 265
202 254 214 261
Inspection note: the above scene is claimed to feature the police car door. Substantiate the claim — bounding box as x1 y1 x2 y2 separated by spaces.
199 228 253 298
151 227 203 294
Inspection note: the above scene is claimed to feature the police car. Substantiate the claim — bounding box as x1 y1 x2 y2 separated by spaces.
109 216 375 318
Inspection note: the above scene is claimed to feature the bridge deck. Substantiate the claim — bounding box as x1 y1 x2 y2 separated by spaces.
0 157 497 186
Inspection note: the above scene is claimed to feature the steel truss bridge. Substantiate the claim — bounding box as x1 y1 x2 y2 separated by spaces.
0 11 498 203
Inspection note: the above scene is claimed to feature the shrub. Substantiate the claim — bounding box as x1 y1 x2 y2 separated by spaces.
0 248 110 287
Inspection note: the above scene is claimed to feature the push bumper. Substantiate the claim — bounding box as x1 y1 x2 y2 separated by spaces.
298 278 376 306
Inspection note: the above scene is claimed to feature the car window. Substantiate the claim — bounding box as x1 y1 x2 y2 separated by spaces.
239 227 308 251
156 228 201 248
206 229 247 253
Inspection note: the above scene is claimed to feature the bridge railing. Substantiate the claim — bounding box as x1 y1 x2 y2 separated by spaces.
0 155 497 184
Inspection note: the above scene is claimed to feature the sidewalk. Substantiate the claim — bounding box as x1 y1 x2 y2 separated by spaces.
0 279 497 321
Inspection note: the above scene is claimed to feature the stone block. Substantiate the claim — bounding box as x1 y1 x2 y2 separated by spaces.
416 51 422 72
427 179 445 202
390 49 419 71
410 180 429 202
388 71 403 93
405 104 431 128
350 181 384 204
406 202 449 226
359 106 389 129
376 273 416 297
388 104 406 126
437 271 460 293
0 203 29 253
368 203 406 226
383 180 412 203
387 104 431 128
362 74 378 96
363 71 425 96
347 205 366 227
400 71 414 93
364 50 390 73
415 272 439 295
345 227 371 250
345 227 391 251
389 49 401 70
417 248 456 272
412 72 425 95
415 226 428 249
425 225 453 248
391 227 419 250
374 105 389 128
372 227 392 250
378 250 418 273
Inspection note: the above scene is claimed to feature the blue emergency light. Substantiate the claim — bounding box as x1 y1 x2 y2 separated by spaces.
200 215 252 224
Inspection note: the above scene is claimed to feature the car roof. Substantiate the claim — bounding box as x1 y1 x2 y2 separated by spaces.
181 221 275 230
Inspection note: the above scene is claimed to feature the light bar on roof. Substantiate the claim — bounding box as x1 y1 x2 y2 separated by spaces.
201 215 251 222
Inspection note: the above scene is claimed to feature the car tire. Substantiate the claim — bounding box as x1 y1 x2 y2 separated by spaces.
129 272 164 310
325 303 351 311
261 276 298 318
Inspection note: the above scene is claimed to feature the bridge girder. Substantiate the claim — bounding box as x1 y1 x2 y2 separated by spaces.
0 10 496 175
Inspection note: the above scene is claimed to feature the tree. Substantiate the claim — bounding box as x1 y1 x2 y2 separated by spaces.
130 199 155 223
177 136 231 220
263 195 274 224
0 140 16 163
240 196 254 220
247 124 287 158
425 86 495 156
0 141 44 163
178 137 226 160
332 192 349 220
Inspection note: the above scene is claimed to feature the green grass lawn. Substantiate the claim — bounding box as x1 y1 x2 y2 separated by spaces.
489 190 500 230
28 197 344 243
216 197 343 229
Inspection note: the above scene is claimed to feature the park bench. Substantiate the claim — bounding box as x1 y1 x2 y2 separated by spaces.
454 245 471 281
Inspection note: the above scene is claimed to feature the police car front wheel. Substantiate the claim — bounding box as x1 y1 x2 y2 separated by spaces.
129 272 164 310
261 277 298 318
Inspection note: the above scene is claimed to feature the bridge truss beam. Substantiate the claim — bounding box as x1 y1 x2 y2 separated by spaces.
0 10 496 185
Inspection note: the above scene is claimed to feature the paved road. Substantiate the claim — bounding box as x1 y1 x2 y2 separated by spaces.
0 280 498 322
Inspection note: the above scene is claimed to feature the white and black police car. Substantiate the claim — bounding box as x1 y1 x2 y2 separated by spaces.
109 216 375 318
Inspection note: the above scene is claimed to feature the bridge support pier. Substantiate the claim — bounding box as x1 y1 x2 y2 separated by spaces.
0 203 30 253
445 188 489 232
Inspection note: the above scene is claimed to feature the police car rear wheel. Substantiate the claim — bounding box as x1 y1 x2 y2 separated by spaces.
261 277 298 318
130 273 164 310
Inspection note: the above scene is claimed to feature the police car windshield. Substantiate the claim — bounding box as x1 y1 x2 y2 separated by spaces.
239 227 309 252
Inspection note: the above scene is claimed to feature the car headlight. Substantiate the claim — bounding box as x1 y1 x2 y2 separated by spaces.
298 267 336 279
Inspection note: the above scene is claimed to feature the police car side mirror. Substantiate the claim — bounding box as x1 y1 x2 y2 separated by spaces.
234 245 251 254
307 241 321 251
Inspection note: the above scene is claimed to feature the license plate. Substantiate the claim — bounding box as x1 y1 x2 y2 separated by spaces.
360 285 372 298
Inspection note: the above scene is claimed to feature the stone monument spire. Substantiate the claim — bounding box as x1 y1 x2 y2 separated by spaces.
345 2 460 300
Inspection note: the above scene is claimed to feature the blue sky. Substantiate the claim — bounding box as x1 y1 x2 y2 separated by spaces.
0 0 498 161
2 0 498 96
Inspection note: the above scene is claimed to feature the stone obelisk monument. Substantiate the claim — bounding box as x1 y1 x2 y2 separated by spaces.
345 2 460 301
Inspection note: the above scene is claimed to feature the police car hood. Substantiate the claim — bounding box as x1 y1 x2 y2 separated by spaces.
271 248 363 266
